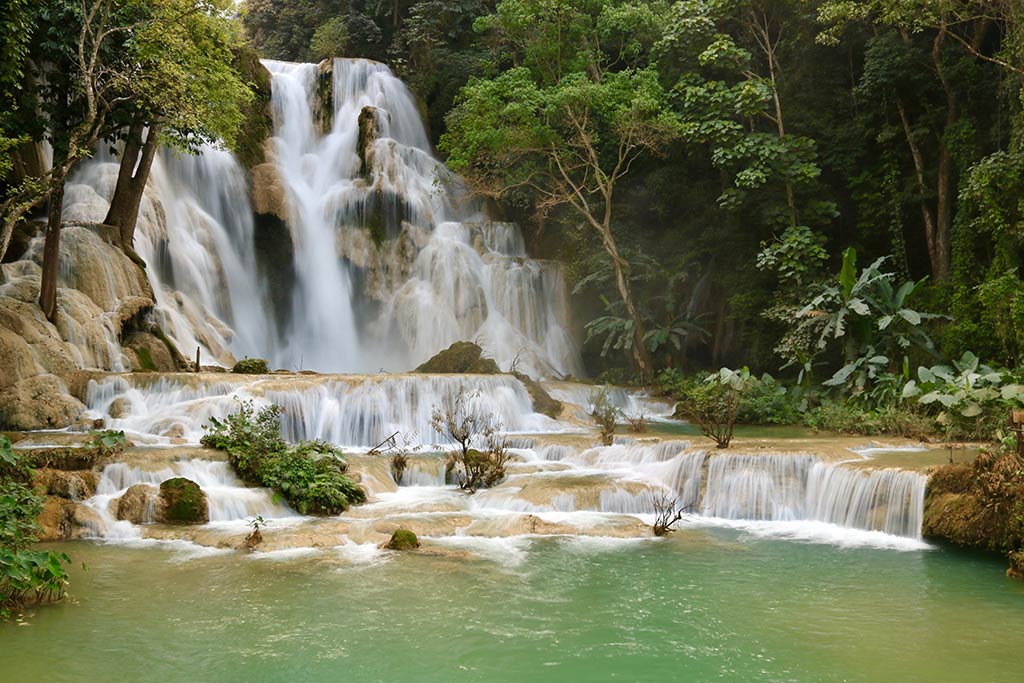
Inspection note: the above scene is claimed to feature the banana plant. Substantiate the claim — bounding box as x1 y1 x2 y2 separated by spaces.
902 352 1024 418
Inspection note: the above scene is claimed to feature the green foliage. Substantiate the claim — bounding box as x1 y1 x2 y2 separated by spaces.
903 352 1024 440
0 436 71 620
736 374 802 425
232 358 270 374
679 367 750 448
87 430 127 457
590 387 621 446
805 401 935 439
201 401 365 514
309 16 350 61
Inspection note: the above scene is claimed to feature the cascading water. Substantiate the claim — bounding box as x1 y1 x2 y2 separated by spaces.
61 58 580 377
701 453 927 538
260 58 582 377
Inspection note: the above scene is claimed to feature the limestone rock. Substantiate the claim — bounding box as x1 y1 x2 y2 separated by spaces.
117 484 160 524
415 341 497 374
0 374 85 430
514 371 562 418
34 469 98 501
70 504 105 539
157 478 209 524
251 163 289 221
36 496 74 541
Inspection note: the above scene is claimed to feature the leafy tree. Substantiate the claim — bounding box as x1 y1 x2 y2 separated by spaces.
442 0 684 379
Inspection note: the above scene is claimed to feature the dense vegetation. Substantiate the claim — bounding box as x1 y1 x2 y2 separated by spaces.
3 1 1024 442
235 0 1024 440
201 401 366 514
0 436 71 620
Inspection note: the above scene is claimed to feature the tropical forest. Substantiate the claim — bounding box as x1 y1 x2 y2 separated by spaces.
2 1 1024 681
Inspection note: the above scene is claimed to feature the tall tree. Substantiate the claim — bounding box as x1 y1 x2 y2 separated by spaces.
441 0 681 379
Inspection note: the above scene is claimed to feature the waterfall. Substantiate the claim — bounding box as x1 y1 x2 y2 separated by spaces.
261 58 582 377
60 58 580 377
701 453 927 539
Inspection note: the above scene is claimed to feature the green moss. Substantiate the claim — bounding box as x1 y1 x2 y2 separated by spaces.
135 347 157 372
231 44 273 169
385 528 419 550
159 478 208 524
232 358 270 374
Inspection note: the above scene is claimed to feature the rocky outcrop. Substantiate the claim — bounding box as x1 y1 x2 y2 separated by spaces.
232 44 274 169
36 496 75 542
923 450 1024 579
157 478 209 524
415 342 562 417
33 469 98 501
357 106 381 180
415 341 500 374
0 224 176 428
250 162 289 222
232 357 270 374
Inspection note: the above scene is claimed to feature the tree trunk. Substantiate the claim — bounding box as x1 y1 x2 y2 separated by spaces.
38 173 66 323
105 121 160 251
597 223 653 380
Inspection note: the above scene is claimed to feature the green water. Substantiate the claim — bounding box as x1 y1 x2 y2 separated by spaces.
3 533 1023 682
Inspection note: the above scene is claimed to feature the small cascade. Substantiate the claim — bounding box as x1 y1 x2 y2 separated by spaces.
398 456 447 486
85 373 562 448
83 458 294 539
701 453 928 538
546 383 677 420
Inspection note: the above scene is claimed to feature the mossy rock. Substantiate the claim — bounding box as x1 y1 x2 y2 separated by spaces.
514 371 562 418
415 341 494 374
385 528 420 551
233 358 270 374
158 477 209 524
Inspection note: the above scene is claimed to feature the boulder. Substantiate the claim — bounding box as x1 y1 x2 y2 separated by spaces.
117 483 160 524
157 478 208 524
36 496 74 541
384 528 420 551
123 330 178 372
232 357 269 374
70 503 104 538
415 341 498 374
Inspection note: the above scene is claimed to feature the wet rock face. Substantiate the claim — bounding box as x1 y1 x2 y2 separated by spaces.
157 478 209 524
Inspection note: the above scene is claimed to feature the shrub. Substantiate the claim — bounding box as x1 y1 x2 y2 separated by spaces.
736 374 802 425
87 429 127 457
678 368 749 448
202 403 365 514
1 436 71 620
431 387 512 492
232 358 270 374
590 388 620 446
806 402 936 439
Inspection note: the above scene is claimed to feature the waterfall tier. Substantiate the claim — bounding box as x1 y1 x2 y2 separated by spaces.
60 58 582 378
